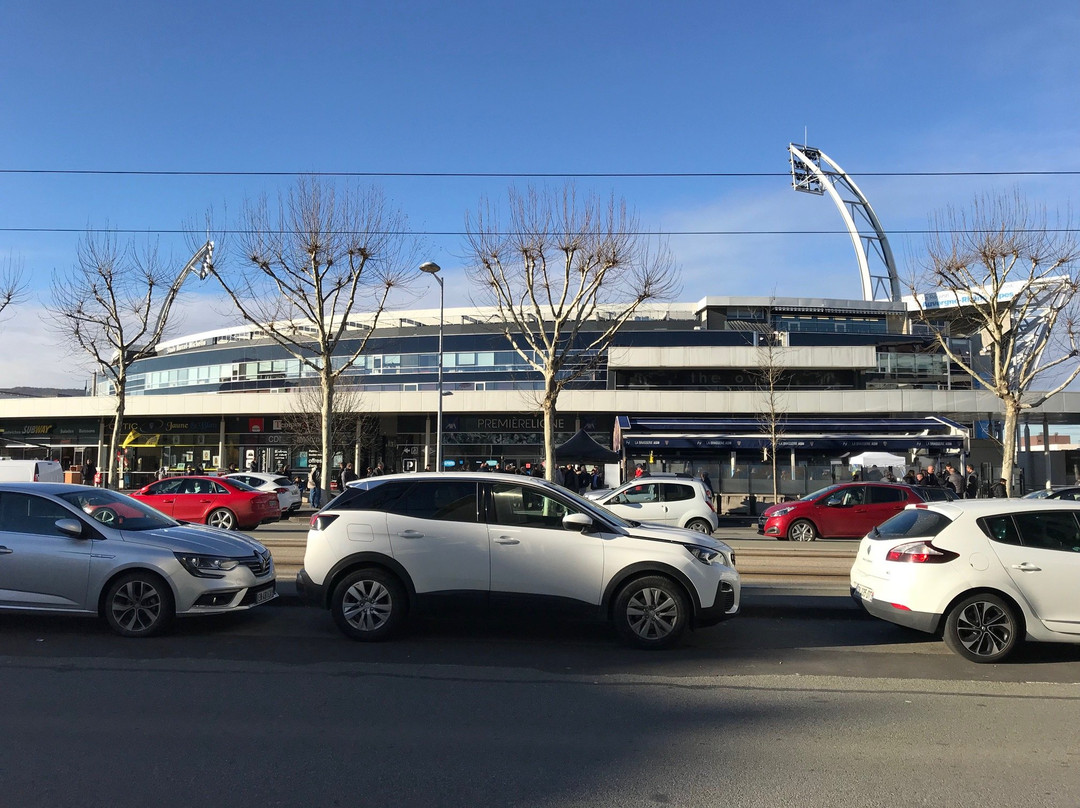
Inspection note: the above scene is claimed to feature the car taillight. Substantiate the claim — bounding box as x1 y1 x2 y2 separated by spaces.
886 541 958 564
275 487 288 493
310 513 338 531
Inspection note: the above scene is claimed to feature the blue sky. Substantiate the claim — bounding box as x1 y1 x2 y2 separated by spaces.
2 0 1080 387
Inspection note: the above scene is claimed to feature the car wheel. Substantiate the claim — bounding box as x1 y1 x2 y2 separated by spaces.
943 593 1021 663
103 572 175 638
613 575 689 649
207 508 237 530
685 518 712 534
332 568 407 641
787 519 818 542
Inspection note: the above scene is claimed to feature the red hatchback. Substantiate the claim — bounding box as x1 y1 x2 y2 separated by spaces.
757 482 945 541
131 476 281 531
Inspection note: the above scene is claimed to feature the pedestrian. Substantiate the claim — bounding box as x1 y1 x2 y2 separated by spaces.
991 477 1008 498
884 466 897 483
698 468 713 499
338 462 358 489
157 464 168 481
945 464 963 495
591 466 603 490
923 464 940 487
372 462 385 476
81 457 97 486
965 464 979 499
634 463 645 479
563 465 577 492
309 464 322 509
902 468 916 485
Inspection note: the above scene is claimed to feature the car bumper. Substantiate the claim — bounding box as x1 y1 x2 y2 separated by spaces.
850 586 940 633
295 568 325 608
695 579 740 627
178 579 278 614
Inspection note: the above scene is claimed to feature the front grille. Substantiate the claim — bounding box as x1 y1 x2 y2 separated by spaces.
757 513 767 526
239 549 273 577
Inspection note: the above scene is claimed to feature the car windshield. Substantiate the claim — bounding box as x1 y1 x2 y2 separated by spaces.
59 489 178 531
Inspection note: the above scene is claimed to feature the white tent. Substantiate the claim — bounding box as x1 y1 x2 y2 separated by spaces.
848 451 906 468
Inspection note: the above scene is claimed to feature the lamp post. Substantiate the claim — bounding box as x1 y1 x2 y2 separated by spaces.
420 262 444 472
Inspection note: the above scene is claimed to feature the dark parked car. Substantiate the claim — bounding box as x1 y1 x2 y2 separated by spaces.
1022 486 1080 501
758 482 956 541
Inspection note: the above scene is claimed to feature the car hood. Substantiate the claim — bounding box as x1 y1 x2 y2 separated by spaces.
621 521 732 553
584 488 612 501
118 523 268 556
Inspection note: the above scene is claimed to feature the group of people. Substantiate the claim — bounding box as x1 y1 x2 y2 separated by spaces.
555 464 604 494
895 462 992 498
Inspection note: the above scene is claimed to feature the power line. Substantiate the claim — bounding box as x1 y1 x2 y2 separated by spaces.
3 168 1080 178
3 227 1080 237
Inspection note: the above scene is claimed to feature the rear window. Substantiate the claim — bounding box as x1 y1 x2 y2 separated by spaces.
871 507 953 540
327 480 410 512
662 484 696 502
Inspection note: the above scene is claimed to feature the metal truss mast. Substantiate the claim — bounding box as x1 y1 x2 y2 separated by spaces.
788 144 900 302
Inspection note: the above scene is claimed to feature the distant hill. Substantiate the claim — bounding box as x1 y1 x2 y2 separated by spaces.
0 387 86 399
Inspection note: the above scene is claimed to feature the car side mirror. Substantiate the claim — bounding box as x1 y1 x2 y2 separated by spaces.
55 518 86 539
825 496 843 507
562 512 594 532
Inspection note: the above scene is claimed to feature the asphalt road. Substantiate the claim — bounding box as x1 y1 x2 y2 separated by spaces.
2 599 1080 807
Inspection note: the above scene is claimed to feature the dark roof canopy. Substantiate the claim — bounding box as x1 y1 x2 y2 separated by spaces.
555 429 620 462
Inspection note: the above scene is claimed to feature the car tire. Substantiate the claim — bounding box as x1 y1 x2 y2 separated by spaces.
331 568 407 641
103 571 175 638
787 519 818 542
685 518 713 534
943 593 1021 663
207 508 237 530
613 575 689 650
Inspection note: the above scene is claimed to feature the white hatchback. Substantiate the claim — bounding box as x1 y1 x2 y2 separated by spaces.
297 472 740 648
850 499 1080 662
226 472 302 514
585 477 718 534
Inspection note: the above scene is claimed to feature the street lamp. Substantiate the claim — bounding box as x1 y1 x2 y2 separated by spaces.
420 261 444 472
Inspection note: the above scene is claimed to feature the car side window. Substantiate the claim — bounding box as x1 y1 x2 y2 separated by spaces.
179 479 205 495
387 481 478 523
146 479 184 495
232 475 253 486
1013 511 1080 553
870 486 906 504
1056 491 1080 502
0 492 73 537
210 481 228 495
980 514 1022 546
662 484 695 502
829 487 863 507
330 481 411 512
617 483 658 504
490 483 581 530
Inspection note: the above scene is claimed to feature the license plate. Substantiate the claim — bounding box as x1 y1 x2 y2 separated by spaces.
856 583 873 603
255 585 276 604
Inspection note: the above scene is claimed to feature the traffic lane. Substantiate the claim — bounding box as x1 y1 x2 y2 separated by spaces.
2 601 1080 683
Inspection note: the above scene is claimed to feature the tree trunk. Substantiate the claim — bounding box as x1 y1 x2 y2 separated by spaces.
107 376 125 490
320 359 334 503
542 371 558 482
1000 397 1021 496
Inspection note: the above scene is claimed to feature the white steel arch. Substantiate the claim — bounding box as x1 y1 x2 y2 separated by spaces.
788 144 900 302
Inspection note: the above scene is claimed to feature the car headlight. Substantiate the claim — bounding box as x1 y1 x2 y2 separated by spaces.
686 545 721 566
175 553 241 579
770 506 795 517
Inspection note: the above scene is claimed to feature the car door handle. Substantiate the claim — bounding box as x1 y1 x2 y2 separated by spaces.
494 536 520 545
397 530 425 539
0 546 11 554
1011 562 1042 572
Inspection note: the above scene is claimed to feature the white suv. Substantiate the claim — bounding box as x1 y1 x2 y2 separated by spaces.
851 499 1080 662
297 472 740 648
586 476 718 533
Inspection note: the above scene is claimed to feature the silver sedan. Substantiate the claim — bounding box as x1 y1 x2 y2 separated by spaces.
0 482 276 636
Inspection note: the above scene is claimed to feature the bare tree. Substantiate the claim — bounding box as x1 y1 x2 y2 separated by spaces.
47 233 175 488
465 186 679 481
911 191 1080 494
754 313 787 503
279 384 380 472
0 253 28 321
209 178 419 500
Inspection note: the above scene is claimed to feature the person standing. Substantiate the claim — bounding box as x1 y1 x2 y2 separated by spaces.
698 468 714 499
945 464 964 495
81 457 97 486
309 464 322 509
965 464 979 499
339 462 358 489
922 464 941 487
991 477 1008 498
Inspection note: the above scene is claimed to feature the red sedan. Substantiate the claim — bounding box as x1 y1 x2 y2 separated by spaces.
131 476 281 530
